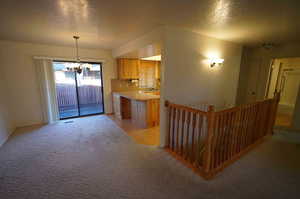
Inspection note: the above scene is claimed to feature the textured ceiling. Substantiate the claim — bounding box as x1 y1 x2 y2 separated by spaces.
0 0 299 49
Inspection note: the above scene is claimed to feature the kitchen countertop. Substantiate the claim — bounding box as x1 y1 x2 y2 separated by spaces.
113 91 160 101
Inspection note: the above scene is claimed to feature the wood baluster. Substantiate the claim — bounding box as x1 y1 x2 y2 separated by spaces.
185 111 191 160
247 106 253 146
262 102 268 137
259 103 264 139
244 106 250 148
220 113 227 165
180 110 186 155
225 112 231 162
171 107 177 151
249 105 256 145
265 100 270 135
258 103 263 139
209 115 217 170
265 101 271 136
166 105 172 148
255 104 260 140
232 110 238 157
264 102 269 136
242 106 249 149
238 108 243 153
245 106 251 147
176 108 181 153
240 108 247 152
236 107 242 154
259 103 265 138
250 105 255 143
191 112 197 163
253 105 259 143
216 114 223 166
221 113 226 163
224 112 231 162
215 114 222 170
266 100 272 135
228 112 235 160
204 105 215 172
252 103 259 143
196 114 204 167
241 107 246 150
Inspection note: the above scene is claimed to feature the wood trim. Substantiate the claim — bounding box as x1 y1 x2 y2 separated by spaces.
165 100 208 115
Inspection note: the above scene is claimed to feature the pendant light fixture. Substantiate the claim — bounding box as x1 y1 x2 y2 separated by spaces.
69 35 82 74
73 35 83 74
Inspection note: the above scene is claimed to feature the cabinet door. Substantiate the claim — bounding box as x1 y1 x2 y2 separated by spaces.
139 60 156 88
117 58 139 79
117 59 125 79
146 99 160 127
155 61 161 79
131 100 147 128
130 59 140 79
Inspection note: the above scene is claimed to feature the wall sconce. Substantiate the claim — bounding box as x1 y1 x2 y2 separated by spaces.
209 58 224 67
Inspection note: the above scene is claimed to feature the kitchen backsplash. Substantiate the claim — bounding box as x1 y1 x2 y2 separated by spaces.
111 79 160 92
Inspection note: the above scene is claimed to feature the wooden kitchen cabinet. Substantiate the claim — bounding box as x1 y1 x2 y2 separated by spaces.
131 100 146 127
139 60 157 88
113 93 132 120
117 58 140 80
113 92 160 128
155 61 161 79
131 99 160 128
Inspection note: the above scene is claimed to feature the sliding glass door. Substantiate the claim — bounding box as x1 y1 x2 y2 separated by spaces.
53 61 104 119
77 63 104 116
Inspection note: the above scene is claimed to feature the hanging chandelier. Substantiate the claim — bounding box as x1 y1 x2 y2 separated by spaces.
73 35 83 74
66 36 83 74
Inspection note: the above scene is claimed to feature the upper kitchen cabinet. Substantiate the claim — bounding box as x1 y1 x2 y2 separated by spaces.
139 60 157 88
117 58 140 80
155 61 161 79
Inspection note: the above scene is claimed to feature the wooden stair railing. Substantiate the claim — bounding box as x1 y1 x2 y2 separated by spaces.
164 92 280 179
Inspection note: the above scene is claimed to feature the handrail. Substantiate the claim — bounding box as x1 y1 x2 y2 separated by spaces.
165 101 209 115
164 92 280 179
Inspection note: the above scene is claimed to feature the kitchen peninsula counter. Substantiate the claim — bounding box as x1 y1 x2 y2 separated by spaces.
114 91 160 101
112 91 160 128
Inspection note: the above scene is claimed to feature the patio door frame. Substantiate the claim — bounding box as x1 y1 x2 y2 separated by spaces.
54 60 105 120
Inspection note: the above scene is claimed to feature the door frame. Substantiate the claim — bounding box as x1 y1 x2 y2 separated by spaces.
53 60 105 120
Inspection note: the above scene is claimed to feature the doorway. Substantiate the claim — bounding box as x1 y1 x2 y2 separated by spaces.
266 58 300 127
53 61 104 119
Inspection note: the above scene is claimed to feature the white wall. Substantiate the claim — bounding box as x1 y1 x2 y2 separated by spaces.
0 40 116 128
0 64 14 146
163 27 242 108
112 28 163 58
160 27 242 146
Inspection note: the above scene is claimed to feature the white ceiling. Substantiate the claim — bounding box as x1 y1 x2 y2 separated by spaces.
0 0 299 49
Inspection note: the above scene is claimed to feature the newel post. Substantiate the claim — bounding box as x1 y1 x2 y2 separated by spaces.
203 105 215 175
165 100 171 147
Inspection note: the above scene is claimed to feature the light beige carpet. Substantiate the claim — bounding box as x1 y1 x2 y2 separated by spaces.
0 115 299 199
